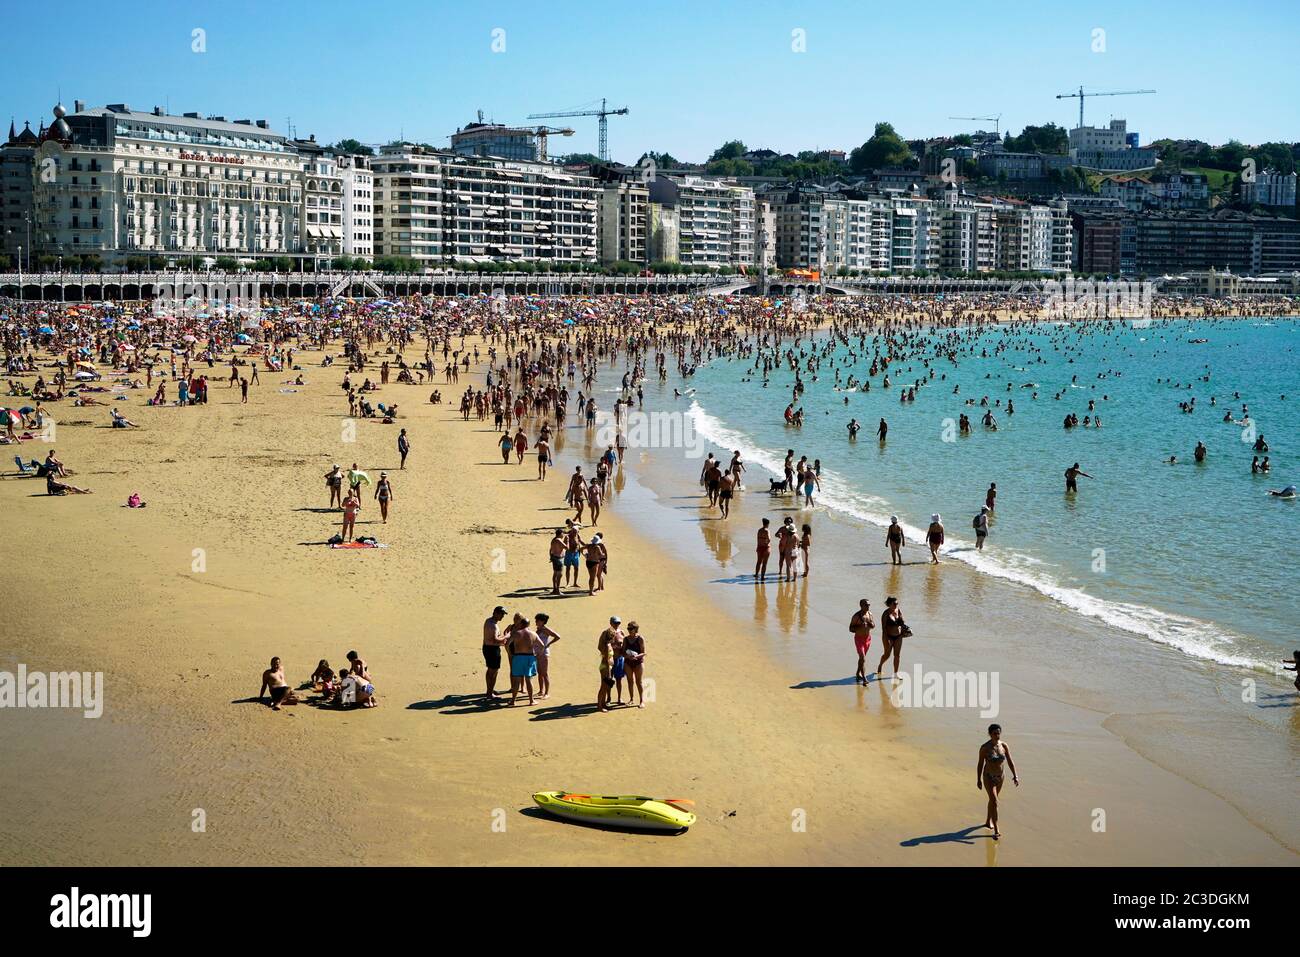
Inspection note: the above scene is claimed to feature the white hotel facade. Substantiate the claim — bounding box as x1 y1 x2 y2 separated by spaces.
27 102 306 264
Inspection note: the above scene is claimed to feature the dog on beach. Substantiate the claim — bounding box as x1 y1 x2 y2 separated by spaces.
768 478 792 495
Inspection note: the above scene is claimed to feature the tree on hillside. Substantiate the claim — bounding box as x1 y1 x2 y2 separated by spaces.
330 138 374 156
709 140 748 162
1003 123 1069 155
849 123 913 173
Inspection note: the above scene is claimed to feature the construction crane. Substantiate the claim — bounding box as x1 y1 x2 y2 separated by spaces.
528 98 629 162
949 114 1002 136
531 126 574 162
1055 87 1155 129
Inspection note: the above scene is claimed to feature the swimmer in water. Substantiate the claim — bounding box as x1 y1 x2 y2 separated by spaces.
1266 485 1296 498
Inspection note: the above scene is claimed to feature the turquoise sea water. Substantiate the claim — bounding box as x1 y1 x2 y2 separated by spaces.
680 317 1298 670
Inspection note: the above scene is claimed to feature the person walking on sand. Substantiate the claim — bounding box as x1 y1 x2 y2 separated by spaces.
1065 462 1092 493
876 596 908 677
499 431 513 464
850 599 875 684
584 533 608 595
533 613 562 700
623 621 647 708
514 426 529 464
398 428 410 469
755 517 772 580
596 616 624 713
886 515 905 565
977 723 1019 841
482 606 508 699
341 489 361 542
718 470 735 518
587 477 603 526
374 472 393 524
926 513 945 564
536 435 551 481
325 464 344 508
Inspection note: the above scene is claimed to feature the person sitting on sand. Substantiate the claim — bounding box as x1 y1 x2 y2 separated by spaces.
110 407 139 428
46 473 92 495
259 656 299 711
338 668 377 708
311 660 336 700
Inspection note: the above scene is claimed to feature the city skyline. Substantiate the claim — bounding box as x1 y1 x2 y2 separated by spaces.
4 0 1297 163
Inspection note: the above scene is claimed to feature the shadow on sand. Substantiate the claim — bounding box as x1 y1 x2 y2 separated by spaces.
900 825 991 847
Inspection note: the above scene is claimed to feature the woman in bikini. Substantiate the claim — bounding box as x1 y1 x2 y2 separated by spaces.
374 472 393 523
623 621 647 708
876 596 908 677
977 723 1019 841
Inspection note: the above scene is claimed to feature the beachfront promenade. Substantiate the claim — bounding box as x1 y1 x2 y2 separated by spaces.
0 270 1143 302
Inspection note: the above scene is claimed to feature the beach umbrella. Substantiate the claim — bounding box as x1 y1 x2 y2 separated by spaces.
6 409 22 424
37 325 55 334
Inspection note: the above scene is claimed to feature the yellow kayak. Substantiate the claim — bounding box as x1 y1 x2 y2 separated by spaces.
532 791 696 831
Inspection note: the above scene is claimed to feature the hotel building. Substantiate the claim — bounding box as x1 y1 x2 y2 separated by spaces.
21 102 305 265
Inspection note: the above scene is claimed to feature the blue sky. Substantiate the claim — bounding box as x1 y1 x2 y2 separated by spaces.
4 0 1296 162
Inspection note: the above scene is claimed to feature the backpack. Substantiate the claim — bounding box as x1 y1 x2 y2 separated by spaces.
973 515 981 529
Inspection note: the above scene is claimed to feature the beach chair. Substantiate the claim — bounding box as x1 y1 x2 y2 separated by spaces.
13 455 37 476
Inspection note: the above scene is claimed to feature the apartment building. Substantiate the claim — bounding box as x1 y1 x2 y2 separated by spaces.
372 145 598 265
1069 120 1157 171
597 180 648 263
647 175 755 268
1101 172 1210 212
337 154 374 258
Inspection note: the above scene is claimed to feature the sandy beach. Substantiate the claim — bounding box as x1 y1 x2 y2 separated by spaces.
2 325 1295 867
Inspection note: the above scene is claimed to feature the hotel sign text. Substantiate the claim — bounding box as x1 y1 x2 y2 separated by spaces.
179 151 245 166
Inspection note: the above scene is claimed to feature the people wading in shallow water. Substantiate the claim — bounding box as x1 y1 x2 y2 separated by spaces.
977 723 1019 841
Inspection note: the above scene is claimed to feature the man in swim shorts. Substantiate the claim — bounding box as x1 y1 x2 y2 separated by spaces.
482 606 508 699
507 613 539 707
